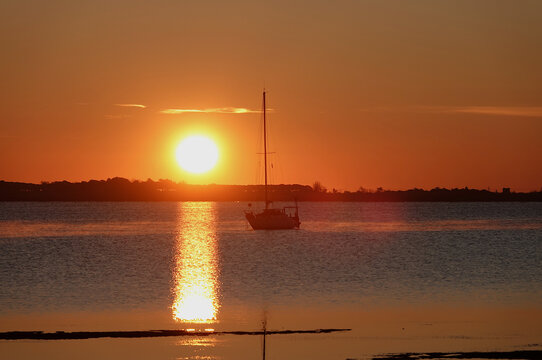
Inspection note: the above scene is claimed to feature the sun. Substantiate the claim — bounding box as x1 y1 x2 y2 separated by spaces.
175 135 219 174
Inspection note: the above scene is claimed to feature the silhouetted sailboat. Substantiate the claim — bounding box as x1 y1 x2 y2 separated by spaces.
244 90 300 230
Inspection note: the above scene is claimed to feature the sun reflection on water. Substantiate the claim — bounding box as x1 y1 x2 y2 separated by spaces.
172 202 219 323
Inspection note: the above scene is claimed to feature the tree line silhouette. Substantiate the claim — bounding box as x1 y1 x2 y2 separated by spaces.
1 178 540 202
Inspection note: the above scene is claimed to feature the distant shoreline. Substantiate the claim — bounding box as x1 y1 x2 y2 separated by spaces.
1 329 540 359
0 328 350 340
1 179 541 202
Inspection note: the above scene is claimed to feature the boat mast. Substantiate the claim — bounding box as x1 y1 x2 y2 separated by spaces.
263 90 269 209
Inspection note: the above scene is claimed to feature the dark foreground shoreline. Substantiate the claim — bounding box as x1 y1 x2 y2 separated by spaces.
1 179 541 202
372 350 542 360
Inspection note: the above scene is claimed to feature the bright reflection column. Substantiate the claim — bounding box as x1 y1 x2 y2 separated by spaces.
172 202 219 323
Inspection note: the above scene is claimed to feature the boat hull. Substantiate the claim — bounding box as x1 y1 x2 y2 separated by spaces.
245 209 300 230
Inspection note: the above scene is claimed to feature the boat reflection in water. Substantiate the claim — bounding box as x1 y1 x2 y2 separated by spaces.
172 202 220 325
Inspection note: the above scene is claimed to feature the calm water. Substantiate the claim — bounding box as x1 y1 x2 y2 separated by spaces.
1 202 541 359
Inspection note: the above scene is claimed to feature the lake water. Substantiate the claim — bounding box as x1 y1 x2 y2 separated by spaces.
1 202 541 359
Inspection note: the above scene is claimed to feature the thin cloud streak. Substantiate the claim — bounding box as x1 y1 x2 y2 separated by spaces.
104 114 131 119
115 104 147 109
358 106 542 118
160 107 259 115
452 106 542 117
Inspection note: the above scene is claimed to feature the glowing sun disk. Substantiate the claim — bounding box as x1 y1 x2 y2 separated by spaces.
176 136 219 174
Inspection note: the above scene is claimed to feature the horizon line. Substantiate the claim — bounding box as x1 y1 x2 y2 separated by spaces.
0 178 538 193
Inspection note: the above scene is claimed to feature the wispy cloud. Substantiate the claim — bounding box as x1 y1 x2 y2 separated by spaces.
104 114 131 119
114 103 146 109
160 107 259 115
451 106 542 117
358 105 542 118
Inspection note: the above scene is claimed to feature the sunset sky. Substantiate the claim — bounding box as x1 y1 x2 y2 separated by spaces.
1 0 541 191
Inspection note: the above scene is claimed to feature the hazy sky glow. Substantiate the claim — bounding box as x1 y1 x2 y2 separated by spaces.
1 0 541 191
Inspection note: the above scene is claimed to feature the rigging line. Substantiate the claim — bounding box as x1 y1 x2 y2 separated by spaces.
255 158 262 186
274 148 285 186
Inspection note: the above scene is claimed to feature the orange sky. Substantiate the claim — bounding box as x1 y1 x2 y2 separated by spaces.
1 1 541 191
